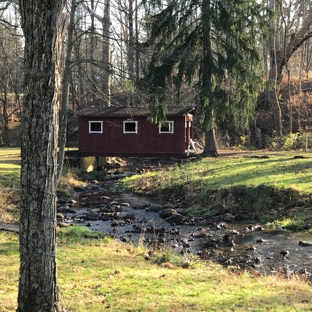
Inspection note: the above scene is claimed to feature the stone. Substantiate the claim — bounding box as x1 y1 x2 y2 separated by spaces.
175 208 187 216
58 222 71 228
223 213 235 222
133 203 148 209
73 187 85 192
58 207 76 214
299 241 312 247
56 213 64 220
85 211 100 220
159 208 177 219
67 199 77 206
57 199 67 205
145 204 163 212
166 214 184 225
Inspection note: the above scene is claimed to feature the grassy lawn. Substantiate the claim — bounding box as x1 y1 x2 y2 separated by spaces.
1 229 312 312
0 147 84 223
120 152 312 229
0 147 20 189
1 148 312 311
121 152 312 193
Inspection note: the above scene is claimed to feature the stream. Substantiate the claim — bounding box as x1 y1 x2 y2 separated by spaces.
58 175 312 279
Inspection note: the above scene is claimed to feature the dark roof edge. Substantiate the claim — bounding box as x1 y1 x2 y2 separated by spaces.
75 106 195 117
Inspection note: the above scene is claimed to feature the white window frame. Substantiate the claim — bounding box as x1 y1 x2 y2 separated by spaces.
159 121 174 134
89 121 103 134
123 120 138 134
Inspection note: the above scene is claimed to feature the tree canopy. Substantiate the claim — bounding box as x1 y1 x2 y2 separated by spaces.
141 0 270 154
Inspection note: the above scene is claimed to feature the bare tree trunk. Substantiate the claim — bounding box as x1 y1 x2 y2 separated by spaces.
17 1 66 311
201 0 218 157
298 47 304 129
267 0 283 137
89 0 97 102
57 0 75 182
287 67 292 134
127 0 134 78
266 1 312 137
203 129 218 157
103 0 111 106
81 0 111 106
135 0 140 83
0 86 10 146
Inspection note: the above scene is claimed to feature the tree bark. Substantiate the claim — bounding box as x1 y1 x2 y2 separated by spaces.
18 1 66 311
201 0 218 156
127 0 134 78
103 0 111 106
0 86 10 146
57 0 76 182
81 0 111 106
203 129 219 157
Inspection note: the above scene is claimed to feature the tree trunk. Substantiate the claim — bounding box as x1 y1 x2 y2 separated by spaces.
135 0 140 83
1 86 10 146
18 1 66 311
103 0 111 106
203 129 218 157
201 0 218 157
89 0 97 103
57 0 76 182
127 0 134 78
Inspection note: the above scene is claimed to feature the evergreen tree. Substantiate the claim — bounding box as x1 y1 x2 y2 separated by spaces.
141 0 269 155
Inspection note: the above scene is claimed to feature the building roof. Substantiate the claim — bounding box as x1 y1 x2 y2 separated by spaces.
75 106 195 118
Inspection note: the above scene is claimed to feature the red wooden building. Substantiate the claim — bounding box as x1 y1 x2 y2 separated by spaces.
75 106 195 157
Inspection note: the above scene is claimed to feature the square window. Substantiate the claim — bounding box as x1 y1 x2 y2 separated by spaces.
123 121 138 133
159 121 174 134
89 121 103 133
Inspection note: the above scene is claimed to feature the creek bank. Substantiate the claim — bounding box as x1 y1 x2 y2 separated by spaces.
57 177 312 281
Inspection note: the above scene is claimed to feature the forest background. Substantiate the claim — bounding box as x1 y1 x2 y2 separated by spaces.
1 0 312 153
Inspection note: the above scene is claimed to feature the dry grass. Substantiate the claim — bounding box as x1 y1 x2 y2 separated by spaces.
0 147 86 222
1 230 312 312
0 188 19 223
57 169 87 199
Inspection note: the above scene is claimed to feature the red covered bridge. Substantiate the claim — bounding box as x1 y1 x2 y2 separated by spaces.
75 106 196 157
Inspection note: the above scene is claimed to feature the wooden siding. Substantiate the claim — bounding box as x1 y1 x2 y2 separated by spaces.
76 106 195 157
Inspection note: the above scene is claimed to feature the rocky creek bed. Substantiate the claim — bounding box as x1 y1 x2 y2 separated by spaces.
57 176 312 281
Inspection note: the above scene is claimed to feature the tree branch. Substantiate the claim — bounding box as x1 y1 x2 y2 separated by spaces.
80 1 104 23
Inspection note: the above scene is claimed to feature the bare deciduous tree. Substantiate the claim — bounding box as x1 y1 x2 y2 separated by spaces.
17 0 67 311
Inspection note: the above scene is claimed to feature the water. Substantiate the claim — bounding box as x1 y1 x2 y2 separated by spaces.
62 182 312 277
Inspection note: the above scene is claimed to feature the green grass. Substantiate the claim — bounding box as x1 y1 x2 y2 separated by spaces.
122 153 312 193
0 147 85 223
2 149 312 311
120 152 312 229
0 147 21 189
0 148 21 223
1 229 312 312
1 148 312 228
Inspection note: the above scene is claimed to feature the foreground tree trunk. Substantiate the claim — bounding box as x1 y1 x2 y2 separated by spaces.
18 1 66 311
